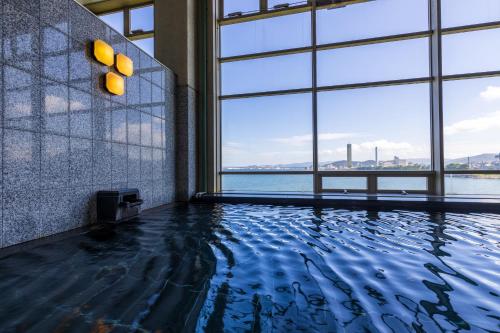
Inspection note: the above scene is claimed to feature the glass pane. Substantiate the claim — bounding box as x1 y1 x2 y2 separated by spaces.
443 29 500 75
445 174 500 195
316 0 428 45
130 5 154 32
378 177 428 191
133 37 154 57
222 174 313 192
221 53 311 95
318 84 431 171
442 0 500 28
224 0 259 16
322 177 367 190
221 12 311 57
268 0 302 9
317 38 429 86
99 11 124 34
443 78 500 171
222 94 312 169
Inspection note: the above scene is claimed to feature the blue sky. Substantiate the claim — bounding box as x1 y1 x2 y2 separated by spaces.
220 0 500 167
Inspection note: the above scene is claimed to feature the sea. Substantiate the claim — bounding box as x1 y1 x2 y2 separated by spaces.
222 174 500 196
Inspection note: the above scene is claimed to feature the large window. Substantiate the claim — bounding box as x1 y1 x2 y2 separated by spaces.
99 4 155 56
317 38 429 86
222 94 313 169
441 0 500 28
442 29 500 75
221 53 312 95
99 11 124 34
223 0 259 17
317 84 431 171
316 0 428 44
217 0 500 195
443 77 500 171
441 2 500 195
221 12 311 57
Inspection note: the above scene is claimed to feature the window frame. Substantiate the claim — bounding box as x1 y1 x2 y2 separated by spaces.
210 0 500 196
97 2 154 43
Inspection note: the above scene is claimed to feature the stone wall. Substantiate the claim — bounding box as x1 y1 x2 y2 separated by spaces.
0 0 177 247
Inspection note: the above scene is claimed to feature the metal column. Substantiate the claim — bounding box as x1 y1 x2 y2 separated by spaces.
429 0 445 195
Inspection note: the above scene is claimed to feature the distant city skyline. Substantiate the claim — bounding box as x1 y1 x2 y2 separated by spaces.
223 152 500 171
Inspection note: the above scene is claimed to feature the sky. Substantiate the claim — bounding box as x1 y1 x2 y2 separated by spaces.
220 0 500 167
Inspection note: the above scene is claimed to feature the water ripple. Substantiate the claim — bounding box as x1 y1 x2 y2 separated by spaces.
196 204 500 333
0 203 498 333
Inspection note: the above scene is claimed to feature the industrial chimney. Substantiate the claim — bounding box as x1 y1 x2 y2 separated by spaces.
347 143 352 168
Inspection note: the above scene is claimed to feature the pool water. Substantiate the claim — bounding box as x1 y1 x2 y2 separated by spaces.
0 203 499 332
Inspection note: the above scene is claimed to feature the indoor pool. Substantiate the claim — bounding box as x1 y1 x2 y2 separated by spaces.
0 203 499 333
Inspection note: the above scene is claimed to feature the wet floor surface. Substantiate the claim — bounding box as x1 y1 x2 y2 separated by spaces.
0 203 499 332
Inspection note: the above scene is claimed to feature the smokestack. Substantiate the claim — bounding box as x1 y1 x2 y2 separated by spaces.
347 143 352 168
375 147 378 167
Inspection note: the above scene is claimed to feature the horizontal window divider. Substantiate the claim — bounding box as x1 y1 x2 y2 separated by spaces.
87 0 153 15
220 171 314 175
220 191 315 195
127 31 154 40
219 0 371 25
219 88 313 100
376 190 430 195
218 31 431 64
321 189 368 194
220 46 312 63
219 77 432 100
318 171 435 176
220 4 309 25
444 170 500 175
317 77 432 92
442 20 500 35
317 31 431 51
443 70 500 81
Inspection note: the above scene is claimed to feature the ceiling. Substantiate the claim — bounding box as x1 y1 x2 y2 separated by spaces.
76 0 153 14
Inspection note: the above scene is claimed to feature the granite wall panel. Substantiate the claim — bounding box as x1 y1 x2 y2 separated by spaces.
176 85 197 201
0 0 177 248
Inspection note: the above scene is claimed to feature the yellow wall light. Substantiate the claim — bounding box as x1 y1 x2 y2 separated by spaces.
93 39 114 66
116 53 134 77
105 72 125 96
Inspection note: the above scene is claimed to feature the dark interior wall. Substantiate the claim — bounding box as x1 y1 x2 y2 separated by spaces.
0 0 177 248
155 0 198 200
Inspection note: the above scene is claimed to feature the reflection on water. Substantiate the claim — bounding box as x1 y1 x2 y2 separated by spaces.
197 206 500 333
0 204 499 332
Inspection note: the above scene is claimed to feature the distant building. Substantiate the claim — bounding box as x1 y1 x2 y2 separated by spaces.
347 144 353 168
380 156 408 168
393 156 407 167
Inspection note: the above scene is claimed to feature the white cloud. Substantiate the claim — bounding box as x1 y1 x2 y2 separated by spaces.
45 95 65 113
335 140 413 153
45 95 86 113
11 103 31 116
444 111 500 136
319 133 357 141
222 141 313 166
360 140 413 151
480 86 500 101
70 100 86 111
272 134 312 145
271 132 356 145
329 139 426 160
